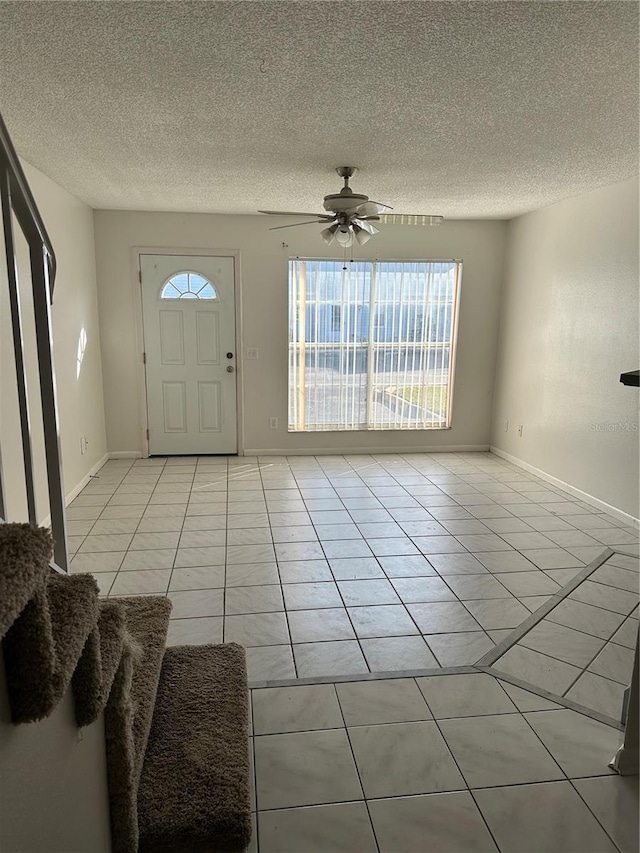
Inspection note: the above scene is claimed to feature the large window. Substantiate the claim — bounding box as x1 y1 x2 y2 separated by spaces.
288 259 461 431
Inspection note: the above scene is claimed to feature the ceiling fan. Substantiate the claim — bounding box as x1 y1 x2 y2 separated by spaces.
258 167 443 247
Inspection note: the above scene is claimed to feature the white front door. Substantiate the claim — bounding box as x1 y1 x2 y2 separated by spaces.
140 254 237 455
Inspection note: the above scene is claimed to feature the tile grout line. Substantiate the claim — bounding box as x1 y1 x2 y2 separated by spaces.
291 461 361 677
258 457 297 678
98 462 126 590
480 668 624 730
475 548 615 668
297 465 379 677
513 700 628 853
567 777 627 853
475 552 637 718
134 456 170 595
346 456 457 669
514 626 630 691
410 674 506 853
379 461 464 666
331 680 382 853
222 457 230 642
336 457 450 669
248 688 260 853
166 459 196 611
557 585 638 701
103 459 139 596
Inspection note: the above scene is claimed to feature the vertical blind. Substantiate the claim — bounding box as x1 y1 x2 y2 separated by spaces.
288 259 461 431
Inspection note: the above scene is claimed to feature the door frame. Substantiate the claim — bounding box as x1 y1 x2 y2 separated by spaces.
130 246 245 458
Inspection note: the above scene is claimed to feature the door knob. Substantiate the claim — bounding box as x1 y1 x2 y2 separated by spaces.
226 365 235 373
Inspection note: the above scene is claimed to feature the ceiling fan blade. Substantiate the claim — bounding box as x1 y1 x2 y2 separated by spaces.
379 214 444 226
356 200 393 216
269 220 331 230
354 218 376 235
369 200 394 213
259 209 334 218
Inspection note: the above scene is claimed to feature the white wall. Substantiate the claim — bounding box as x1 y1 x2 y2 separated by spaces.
0 657 112 853
491 177 639 520
0 161 108 522
93 211 507 455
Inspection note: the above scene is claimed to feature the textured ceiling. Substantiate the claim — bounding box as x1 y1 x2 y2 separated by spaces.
0 1 637 218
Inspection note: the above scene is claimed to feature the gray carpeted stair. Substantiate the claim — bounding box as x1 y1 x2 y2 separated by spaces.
4 571 99 722
1 523 100 723
138 644 252 853
0 523 252 853
105 596 172 853
73 599 127 727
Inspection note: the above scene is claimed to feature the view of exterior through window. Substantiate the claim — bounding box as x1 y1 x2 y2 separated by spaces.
160 271 217 299
288 259 461 431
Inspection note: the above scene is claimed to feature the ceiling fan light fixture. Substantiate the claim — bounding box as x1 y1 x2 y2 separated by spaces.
321 224 338 245
336 227 353 247
354 227 372 246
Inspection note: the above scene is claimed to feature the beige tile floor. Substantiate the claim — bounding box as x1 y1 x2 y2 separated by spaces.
68 452 639 690
65 453 639 853
489 551 639 719
246 673 638 853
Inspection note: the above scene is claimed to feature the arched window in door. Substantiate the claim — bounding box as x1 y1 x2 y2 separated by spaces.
160 271 217 299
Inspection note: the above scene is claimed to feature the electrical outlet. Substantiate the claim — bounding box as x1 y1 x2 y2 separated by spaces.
503 420 509 432
518 424 524 437
269 417 278 430
246 348 259 360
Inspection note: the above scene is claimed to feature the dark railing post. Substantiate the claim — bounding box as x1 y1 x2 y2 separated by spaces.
30 242 68 570
0 169 38 524
0 111 68 571
0 446 6 521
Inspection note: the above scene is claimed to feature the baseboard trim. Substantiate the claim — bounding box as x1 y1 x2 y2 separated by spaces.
39 452 110 525
244 444 490 456
490 446 639 528
108 451 143 459
65 453 110 504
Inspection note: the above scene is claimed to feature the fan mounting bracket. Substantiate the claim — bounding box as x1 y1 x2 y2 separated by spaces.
336 166 357 180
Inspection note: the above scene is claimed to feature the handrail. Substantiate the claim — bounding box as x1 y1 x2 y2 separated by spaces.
0 111 68 570
0 112 56 297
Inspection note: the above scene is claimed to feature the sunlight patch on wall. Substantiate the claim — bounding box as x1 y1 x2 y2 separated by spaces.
76 327 87 379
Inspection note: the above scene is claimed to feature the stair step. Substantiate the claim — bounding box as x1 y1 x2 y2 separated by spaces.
73 599 126 727
138 643 252 853
0 522 52 637
4 571 98 722
105 596 172 853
